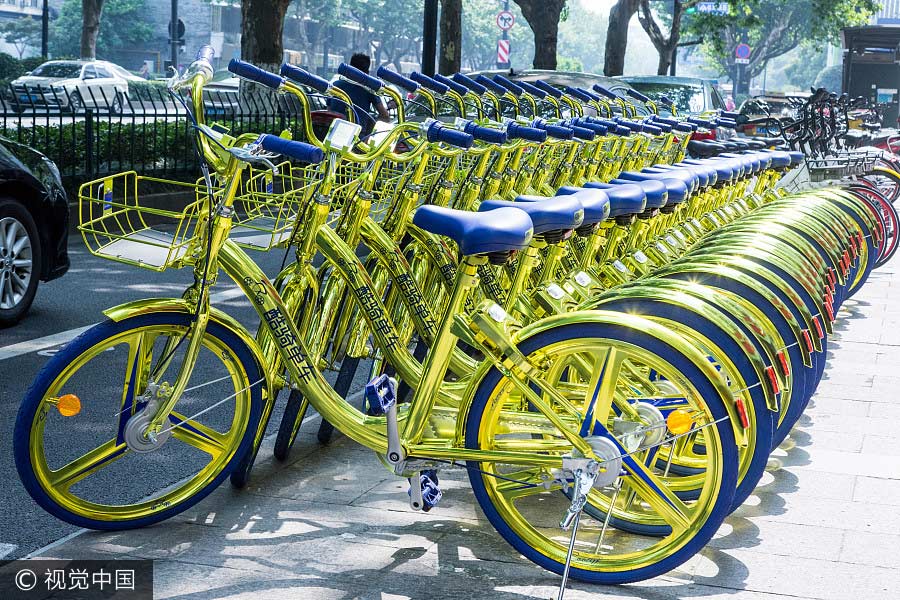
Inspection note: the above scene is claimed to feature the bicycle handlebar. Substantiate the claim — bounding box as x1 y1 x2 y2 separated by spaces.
462 121 508 144
506 121 547 142
280 64 330 93
625 88 650 103
534 79 563 99
493 75 524 97
337 63 383 91
452 73 487 96
533 119 574 140
411 71 450 95
517 80 547 99
425 121 474 148
257 134 325 164
475 74 507 96
376 66 418 93
564 86 593 103
433 73 468 96
228 59 284 89
592 85 618 100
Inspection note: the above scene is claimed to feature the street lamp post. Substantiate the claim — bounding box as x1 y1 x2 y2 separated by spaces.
41 0 48 60
170 0 178 71
423 0 438 76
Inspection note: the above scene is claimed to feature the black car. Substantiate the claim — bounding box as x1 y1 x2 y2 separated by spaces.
0 137 69 326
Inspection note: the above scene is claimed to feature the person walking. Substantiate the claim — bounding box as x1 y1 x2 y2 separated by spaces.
327 53 390 138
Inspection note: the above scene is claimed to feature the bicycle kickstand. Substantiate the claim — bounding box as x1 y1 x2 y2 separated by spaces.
556 461 599 600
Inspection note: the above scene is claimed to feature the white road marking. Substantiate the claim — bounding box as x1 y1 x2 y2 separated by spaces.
0 543 17 558
0 285 249 363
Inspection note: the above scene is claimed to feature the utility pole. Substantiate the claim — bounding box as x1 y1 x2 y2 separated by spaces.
423 0 438 76
41 0 49 60
496 0 511 69
170 0 178 71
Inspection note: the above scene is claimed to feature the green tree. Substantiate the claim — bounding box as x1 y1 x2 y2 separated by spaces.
814 64 841 92
636 0 701 75
604 0 639 76
346 0 424 71
0 17 41 59
51 0 154 59
558 0 607 74
783 42 827 90
439 0 462 74
686 0 876 91
460 0 533 71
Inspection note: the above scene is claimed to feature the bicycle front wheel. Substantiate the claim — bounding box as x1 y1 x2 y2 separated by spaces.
464 320 738 584
14 312 264 530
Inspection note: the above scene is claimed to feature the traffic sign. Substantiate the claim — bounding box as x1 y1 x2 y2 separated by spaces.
168 18 185 41
497 11 515 31
497 40 510 64
735 43 751 60
696 1 729 15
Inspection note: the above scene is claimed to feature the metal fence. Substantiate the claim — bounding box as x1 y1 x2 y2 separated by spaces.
0 84 313 184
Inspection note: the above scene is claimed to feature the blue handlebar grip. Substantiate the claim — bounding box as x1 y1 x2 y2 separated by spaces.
573 118 608 135
675 123 696 133
280 64 329 93
338 63 383 91
228 59 284 89
652 116 679 127
493 75 524 97
569 124 596 141
475 74 508 96
410 71 449 95
687 117 716 129
506 122 547 142
577 87 602 102
517 80 547 99
463 122 508 144
258 134 324 164
195 45 215 62
434 73 469 96
720 111 741 120
376 66 419 93
564 86 592 103
716 118 738 128
426 122 474 148
659 95 675 107
642 123 663 135
626 88 651 103
452 73 487 95
592 85 619 100
533 79 563 98
533 120 574 140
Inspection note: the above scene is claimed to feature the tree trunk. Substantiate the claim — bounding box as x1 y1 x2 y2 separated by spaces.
240 0 292 110
512 0 566 70
657 50 672 76
604 0 639 76
439 0 461 75
80 0 104 59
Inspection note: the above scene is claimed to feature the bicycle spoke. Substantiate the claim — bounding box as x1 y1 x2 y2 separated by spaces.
619 453 692 531
168 411 229 458
48 439 128 490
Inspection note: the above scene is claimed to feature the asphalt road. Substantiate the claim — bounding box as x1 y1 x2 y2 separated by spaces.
0 234 294 559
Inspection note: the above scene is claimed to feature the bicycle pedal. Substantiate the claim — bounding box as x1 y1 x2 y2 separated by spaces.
364 374 397 415
408 469 442 512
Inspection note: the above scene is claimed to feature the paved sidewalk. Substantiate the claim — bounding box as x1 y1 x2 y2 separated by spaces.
34 260 900 600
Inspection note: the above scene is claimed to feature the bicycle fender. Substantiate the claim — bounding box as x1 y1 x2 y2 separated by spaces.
102 298 275 392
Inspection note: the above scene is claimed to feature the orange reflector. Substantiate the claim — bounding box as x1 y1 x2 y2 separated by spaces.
776 350 791 377
812 315 824 339
56 394 81 417
666 409 694 435
765 365 780 395
802 329 814 353
735 397 750 429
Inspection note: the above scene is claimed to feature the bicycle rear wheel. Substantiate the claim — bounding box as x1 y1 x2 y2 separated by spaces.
464 319 737 584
